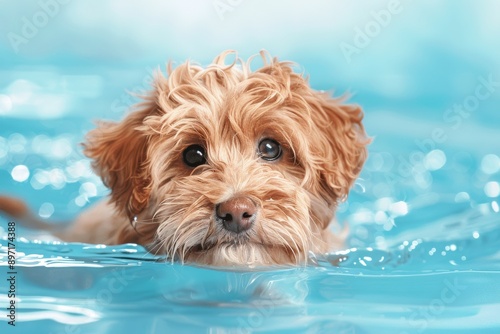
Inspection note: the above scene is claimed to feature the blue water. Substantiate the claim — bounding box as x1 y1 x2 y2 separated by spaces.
2 2 500 333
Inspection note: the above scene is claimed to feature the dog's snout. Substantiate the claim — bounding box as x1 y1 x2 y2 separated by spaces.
216 197 257 234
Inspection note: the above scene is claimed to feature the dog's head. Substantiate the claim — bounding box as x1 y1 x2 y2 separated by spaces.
84 51 369 266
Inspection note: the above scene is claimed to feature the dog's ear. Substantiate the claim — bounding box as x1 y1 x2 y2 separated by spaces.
83 103 154 219
307 93 370 207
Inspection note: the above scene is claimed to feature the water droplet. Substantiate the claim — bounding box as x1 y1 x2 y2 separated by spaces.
472 231 480 239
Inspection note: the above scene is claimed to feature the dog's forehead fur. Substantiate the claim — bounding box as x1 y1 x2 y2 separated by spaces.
147 56 314 144
142 53 339 178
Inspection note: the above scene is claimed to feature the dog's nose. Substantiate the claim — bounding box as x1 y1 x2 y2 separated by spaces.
216 196 257 234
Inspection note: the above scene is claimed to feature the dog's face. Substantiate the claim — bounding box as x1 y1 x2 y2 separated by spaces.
84 51 368 266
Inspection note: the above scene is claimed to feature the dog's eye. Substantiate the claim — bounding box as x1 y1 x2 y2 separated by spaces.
258 138 282 161
183 145 207 167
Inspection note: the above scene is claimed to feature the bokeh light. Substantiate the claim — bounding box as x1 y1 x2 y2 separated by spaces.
39 202 55 219
0 136 8 159
484 181 500 198
481 154 500 175
424 149 446 171
11 164 30 182
0 94 13 114
8 133 27 153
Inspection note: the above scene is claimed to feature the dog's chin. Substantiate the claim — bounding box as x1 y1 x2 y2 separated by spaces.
183 242 304 267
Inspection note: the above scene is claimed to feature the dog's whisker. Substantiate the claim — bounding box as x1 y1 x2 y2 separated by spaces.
275 227 302 262
148 239 164 258
134 218 158 225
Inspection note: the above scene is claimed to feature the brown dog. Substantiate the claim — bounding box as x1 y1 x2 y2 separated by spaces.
0 51 369 266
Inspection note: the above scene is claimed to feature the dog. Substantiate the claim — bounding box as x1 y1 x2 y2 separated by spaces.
0 50 369 266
